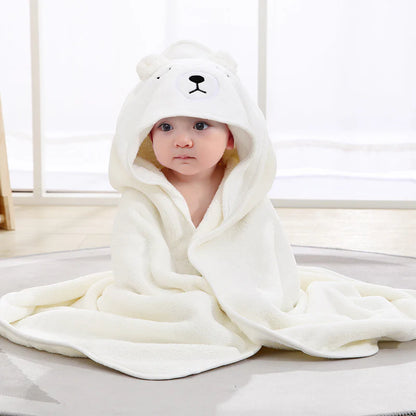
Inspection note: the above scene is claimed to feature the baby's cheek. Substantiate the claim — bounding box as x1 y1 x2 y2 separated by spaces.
199 149 226 167
153 144 168 164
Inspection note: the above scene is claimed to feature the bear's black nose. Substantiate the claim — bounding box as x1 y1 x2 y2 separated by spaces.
189 75 205 84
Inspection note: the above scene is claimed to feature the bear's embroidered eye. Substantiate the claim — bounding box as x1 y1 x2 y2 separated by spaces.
194 121 209 131
157 67 172 80
159 123 173 131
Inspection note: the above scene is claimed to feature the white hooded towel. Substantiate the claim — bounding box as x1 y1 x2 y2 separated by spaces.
1 41 416 380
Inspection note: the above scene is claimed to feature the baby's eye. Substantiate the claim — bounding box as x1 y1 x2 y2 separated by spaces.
194 121 208 131
159 123 173 132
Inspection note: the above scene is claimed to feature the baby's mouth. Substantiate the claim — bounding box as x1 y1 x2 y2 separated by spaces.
174 156 195 159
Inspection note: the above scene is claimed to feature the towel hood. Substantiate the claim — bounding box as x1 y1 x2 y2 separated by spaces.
109 40 276 221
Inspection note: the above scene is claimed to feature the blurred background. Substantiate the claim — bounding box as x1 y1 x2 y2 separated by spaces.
1 0 416 204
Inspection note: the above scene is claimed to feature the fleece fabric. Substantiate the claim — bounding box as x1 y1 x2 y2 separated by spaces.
1 41 416 380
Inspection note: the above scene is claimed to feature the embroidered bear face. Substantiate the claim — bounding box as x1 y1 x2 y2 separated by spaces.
135 41 237 102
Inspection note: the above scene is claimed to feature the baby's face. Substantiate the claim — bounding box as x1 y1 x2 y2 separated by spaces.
150 116 234 178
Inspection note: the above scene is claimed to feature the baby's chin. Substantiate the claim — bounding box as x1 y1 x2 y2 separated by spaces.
162 163 223 179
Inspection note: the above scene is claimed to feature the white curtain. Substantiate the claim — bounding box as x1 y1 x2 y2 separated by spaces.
267 0 416 201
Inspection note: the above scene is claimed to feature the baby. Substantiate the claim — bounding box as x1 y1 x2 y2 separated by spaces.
149 116 234 227
1 40 416 381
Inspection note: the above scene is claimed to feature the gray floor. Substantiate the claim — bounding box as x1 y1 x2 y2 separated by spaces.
1 246 416 416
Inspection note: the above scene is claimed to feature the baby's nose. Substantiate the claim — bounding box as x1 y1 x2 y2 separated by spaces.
175 134 193 147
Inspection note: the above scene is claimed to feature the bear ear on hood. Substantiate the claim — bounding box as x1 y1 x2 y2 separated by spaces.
136 54 170 80
136 40 238 81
